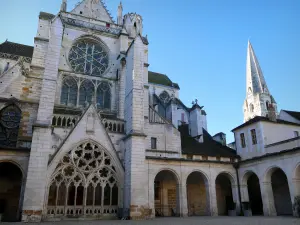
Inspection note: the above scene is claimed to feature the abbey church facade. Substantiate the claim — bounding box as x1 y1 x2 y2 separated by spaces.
0 0 300 222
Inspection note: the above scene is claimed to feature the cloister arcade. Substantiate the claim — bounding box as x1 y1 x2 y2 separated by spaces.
1 155 300 220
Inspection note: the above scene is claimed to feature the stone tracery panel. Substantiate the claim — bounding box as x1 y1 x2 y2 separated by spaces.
47 141 119 219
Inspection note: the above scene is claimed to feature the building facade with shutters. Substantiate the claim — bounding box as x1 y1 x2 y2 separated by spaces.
0 0 299 222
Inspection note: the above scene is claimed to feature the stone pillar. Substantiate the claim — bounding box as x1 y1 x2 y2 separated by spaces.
288 177 300 216
209 180 218 216
22 17 63 222
123 36 149 220
240 184 249 202
260 181 277 216
179 182 188 217
232 184 241 215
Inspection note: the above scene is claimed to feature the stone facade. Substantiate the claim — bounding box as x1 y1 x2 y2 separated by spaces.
0 0 299 223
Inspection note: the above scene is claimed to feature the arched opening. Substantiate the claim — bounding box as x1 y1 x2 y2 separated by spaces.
215 173 234 215
271 168 292 215
249 104 254 113
266 101 270 110
154 170 179 217
46 141 120 219
186 171 210 216
0 162 23 221
246 172 263 215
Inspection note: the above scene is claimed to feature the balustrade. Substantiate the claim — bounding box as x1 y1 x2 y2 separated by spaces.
149 106 170 124
52 114 79 128
102 118 125 133
52 114 125 134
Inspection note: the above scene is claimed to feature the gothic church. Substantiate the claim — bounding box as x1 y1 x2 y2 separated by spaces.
0 0 299 222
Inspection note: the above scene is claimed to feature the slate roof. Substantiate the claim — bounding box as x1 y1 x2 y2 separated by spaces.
39 12 55 20
282 110 300 121
231 116 300 132
0 41 34 58
148 71 180 89
179 124 239 158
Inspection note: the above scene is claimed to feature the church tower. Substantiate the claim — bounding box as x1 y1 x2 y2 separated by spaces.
243 41 277 122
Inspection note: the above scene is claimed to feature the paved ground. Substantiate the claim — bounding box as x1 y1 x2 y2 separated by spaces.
2 217 300 225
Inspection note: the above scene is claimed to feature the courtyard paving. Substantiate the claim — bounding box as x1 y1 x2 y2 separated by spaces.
2 217 300 225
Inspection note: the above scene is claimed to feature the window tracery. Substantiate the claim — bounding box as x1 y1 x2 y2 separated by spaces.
68 39 109 77
79 80 95 106
159 91 170 104
61 77 78 106
97 82 111 110
0 105 21 147
47 141 119 217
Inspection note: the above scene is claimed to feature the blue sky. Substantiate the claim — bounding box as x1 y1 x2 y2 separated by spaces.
1 0 300 143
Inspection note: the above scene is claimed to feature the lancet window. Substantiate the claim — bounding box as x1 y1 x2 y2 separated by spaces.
97 82 111 110
61 77 78 106
79 80 95 107
47 141 119 218
0 105 21 147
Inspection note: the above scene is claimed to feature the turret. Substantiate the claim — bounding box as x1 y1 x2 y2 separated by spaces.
117 2 123 25
123 13 143 38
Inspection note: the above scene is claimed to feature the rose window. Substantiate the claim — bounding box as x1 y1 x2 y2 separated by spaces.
69 40 109 76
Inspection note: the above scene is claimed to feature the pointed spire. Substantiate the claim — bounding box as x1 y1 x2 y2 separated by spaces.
60 0 67 12
117 1 123 25
246 41 269 95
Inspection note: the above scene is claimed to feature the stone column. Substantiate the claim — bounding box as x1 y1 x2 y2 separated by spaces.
22 17 63 222
232 184 241 215
179 182 188 217
209 180 218 216
288 177 300 216
260 181 277 216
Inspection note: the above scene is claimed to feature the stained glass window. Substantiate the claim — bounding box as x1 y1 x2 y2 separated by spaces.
0 105 21 147
61 77 78 106
68 40 109 77
97 82 111 110
79 80 95 107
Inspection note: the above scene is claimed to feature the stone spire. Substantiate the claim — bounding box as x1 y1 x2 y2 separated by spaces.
246 40 269 95
243 41 277 122
117 1 123 25
60 0 67 12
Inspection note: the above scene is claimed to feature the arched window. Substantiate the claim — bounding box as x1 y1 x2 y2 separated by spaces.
60 77 78 106
97 82 111 110
248 87 252 94
0 105 21 147
79 80 94 107
159 91 170 104
250 104 254 113
47 141 119 218
266 101 270 110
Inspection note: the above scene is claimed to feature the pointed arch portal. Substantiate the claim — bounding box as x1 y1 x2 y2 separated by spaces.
0 162 23 222
46 141 120 219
